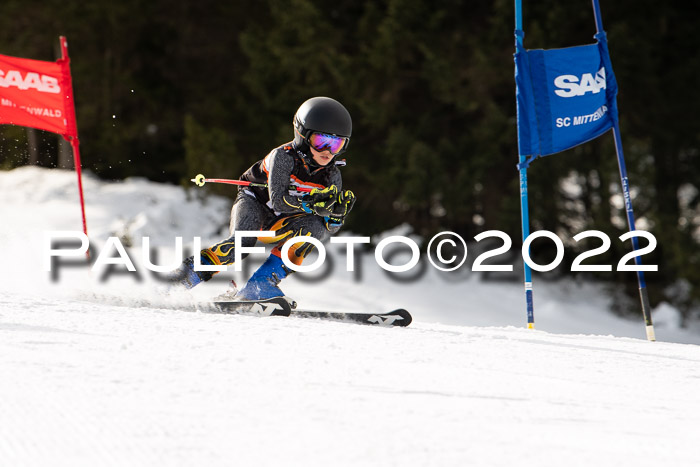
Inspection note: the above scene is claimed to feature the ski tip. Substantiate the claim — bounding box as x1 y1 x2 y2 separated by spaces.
386 309 412 327
359 309 412 327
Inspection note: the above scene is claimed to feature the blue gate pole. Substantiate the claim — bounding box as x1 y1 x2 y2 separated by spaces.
520 166 535 330
515 0 535 329
592 0 655 341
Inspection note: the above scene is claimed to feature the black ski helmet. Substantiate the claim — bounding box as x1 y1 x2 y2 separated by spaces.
293 97 352 155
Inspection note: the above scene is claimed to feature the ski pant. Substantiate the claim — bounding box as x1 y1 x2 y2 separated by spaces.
203 192 332 267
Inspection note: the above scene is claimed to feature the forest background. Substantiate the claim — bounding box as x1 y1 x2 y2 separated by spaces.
1 0 699 323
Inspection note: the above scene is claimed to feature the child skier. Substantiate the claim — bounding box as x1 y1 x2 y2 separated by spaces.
170 96 355 301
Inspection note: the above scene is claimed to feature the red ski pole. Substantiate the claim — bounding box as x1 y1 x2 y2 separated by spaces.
190 174 313 193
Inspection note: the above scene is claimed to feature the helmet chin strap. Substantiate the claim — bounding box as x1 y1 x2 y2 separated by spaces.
304 148 337 169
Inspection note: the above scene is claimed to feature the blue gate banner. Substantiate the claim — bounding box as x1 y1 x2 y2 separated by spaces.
515 34 619 157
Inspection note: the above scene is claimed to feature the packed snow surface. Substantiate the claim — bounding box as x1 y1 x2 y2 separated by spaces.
1 167 699 466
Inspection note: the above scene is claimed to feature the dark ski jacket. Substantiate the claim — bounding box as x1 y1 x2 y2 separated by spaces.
239 142 344 216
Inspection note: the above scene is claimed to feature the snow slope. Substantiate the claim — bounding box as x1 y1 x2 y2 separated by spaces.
1 167 700 466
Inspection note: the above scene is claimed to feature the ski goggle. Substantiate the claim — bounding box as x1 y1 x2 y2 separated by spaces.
307 132 349 155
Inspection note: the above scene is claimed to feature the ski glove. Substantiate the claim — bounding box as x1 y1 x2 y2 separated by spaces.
324 190 356 228
301 185 339 217
300 185 356 227
332 189 356 219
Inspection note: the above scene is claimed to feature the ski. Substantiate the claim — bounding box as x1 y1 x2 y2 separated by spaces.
212 297 293 317
209 298 412 327
290 308 412 327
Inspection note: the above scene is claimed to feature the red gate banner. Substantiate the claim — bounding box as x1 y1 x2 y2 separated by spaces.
0 37 87 244
0 48 77 138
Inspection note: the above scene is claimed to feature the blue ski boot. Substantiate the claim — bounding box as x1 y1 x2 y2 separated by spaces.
236 254 292 300
168 253 219 289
